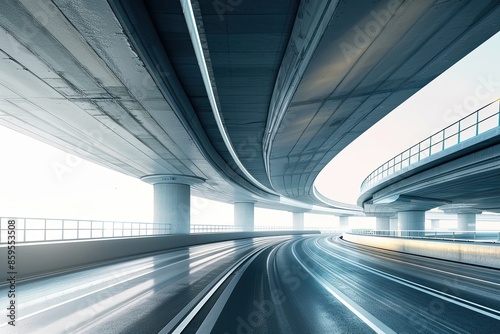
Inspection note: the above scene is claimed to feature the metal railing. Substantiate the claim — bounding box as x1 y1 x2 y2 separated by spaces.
0 217 171 243
190 224 245 233
348 229 500 243
0 216 335 244
361 99 500 191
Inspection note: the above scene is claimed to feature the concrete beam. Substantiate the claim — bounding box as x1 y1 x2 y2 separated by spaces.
390 216 398 231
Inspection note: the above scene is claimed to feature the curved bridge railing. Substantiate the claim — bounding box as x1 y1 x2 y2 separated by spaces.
361 99 500 192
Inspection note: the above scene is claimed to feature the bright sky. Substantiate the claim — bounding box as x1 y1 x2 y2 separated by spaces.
0 32 498 228
316 31 500 204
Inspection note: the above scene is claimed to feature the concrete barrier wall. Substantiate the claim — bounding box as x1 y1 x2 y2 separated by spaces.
343 233 500 269
0 231 318 280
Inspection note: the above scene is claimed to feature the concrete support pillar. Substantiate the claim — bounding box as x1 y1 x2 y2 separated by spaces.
398 211 425 237
234 202 255 232
154 183 190 234
339 216 349 229
375 216 390 235
431 219 440 230
457 213 476 232
390 217 398 231
293 212 304 230
141 175 204 234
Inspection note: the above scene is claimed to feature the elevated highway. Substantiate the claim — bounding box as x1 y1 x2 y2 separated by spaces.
359 99 500 233
0 0 499 231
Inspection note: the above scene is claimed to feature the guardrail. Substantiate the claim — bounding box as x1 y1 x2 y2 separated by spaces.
348 229 500 243
361 99 500 191
0 217 171 243
0 217 338 243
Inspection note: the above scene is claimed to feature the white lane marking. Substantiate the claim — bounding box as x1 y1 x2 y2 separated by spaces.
163 243 277 334
291 242 397 334
315 238 500 320
194 246 273 333
330 237 500 287
0 240 262 329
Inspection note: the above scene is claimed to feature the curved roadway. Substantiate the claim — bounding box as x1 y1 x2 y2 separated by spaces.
1 236 499 333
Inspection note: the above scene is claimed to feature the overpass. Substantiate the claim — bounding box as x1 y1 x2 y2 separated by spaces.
358 99 500 233
1 1 500 332
0 0 499 232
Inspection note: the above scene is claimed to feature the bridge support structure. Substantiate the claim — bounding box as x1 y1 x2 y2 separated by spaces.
141 175 205 234
431 219 440 230
339 216 349 229
440 205 482 235
292 212 305 230
375 216 390 235
398 211 425 236
390 216 398 231
234 202 255 232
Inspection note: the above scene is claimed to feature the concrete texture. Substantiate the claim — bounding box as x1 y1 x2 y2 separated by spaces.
398 210 425 235
343 233 500 269
0 0 498 214
234 202 255 231
293 212 305 230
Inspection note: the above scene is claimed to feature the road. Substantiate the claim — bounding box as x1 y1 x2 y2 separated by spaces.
1 235 499 333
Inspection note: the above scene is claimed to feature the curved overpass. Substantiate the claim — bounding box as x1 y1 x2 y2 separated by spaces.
358 99 500 231
0 0 499 229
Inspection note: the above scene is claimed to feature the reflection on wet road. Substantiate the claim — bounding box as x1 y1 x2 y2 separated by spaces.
1 235 499 333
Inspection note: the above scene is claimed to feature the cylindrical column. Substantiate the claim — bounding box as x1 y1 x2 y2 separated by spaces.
234 202 255 232
376 216 390 235
339 216 349 229
154 183 190 234
141 175 204 235
398 211 425 237
390 216 398 232
431 219 440 230
457 213 476 232
293 212 304 230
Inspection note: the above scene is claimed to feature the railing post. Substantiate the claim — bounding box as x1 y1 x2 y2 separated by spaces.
476 111 479 136
44 219 47 241
457 120 461 144
498 101 500 126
